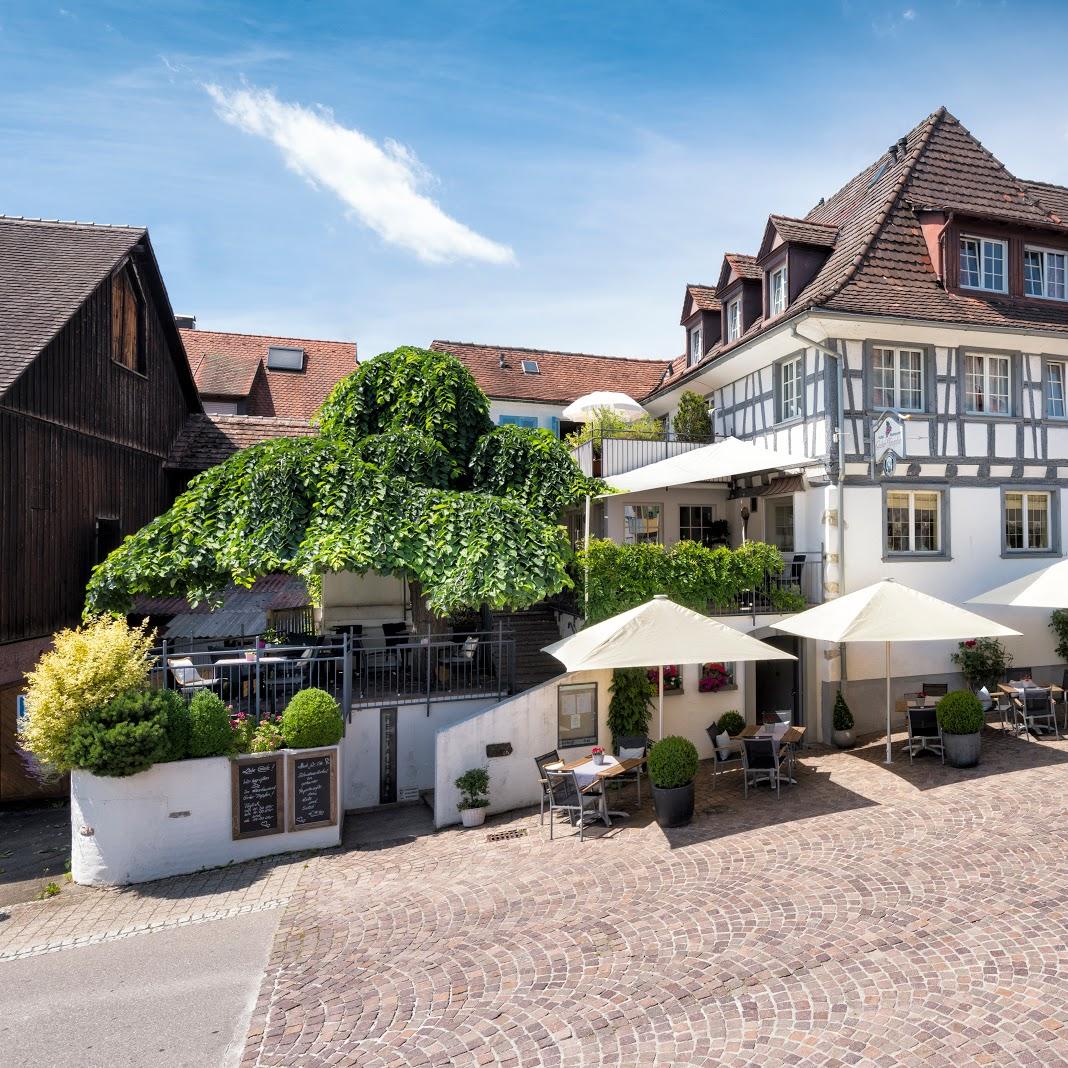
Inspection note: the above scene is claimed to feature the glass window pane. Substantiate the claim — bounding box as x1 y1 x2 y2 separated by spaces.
1027 493 1050 550
989 356 1010 414
1049 363 1066 418
913 492 939 552
965 353 983 412
624 504 661 544
872 348 895 407
983 240 1005 291
960 238 980 288
1025 249 1044 296
899 349 923 410
886 492 911 552
1004 492 1024 550
1050 253 1067 300
558 683 597 748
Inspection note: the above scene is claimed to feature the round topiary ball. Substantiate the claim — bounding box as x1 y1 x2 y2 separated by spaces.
717 710 745 737
188 690 233 758
936 689 985 735
281 688 344 749
647 735 699 789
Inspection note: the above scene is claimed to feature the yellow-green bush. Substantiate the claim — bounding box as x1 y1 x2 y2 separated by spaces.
20 616 155 773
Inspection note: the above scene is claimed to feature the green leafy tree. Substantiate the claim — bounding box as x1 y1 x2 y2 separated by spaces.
565 409 664 449
85 348 592 620
671 390 713 441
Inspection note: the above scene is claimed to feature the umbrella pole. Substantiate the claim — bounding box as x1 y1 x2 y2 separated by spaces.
884 640 893 765
583 494 591 618
659 664 665 740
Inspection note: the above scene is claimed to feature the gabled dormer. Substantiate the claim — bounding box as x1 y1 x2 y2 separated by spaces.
755 216 837 321
716 254 762 345
679 284 720 368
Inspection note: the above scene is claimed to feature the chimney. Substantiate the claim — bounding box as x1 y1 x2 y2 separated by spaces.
498 352 507 369
175 314 196 330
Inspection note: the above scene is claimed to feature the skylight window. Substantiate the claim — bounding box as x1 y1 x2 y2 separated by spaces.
521 359 540 374
266 345 305 371
867 160 890 189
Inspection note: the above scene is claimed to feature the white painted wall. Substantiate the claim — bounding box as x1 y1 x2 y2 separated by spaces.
602 484 728 544
71 746 342 887
488 399 565 430
344 697 496 810
322 571 407 632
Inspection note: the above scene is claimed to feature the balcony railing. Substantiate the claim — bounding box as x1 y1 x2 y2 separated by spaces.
570 432 712 478
152 629 516 719
708 552 824 618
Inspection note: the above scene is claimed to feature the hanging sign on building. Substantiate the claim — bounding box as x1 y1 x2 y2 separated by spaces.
873 413 905 463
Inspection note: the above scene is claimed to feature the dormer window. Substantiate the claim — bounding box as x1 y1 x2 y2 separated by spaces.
688 327 702 367
1024 246 1068 301
769 264 788 317
266 345 305 371
726 298 742 342
521 359 540 374
959 235 1007 293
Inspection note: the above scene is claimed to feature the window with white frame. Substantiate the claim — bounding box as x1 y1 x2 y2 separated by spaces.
623 503 662 544
558 682 597 748
769 264 788 317
1048 361 1067 418
959 235 1007 293
777 355 803 422
872 346 924 411
769 498 794 552
1025 246 1068 301
1004 491 1052 552
964 352 1011 415
688 326 702 366
679 505 720 546
726 298 741 342
886 490 942 554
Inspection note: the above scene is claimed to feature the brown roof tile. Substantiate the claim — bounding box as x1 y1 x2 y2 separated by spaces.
680 284 720 324
723 253 762 281
181 328 357 418
166 414 314 470
430 340 670 405
766 215 838 249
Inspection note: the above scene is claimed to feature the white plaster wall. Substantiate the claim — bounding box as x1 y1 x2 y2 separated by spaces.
344 698 496 810
602 484 728 544
71 746 342 887
322 571 407 631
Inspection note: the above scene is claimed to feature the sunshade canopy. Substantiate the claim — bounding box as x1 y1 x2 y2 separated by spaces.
602 436 816 496
543 594 796 671
968 558 1068 609
772 579 1020 643
561 391 646 423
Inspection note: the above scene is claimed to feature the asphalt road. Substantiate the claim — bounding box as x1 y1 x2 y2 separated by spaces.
0 907 278 1067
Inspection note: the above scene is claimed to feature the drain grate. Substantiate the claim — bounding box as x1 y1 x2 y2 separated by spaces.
486 828 528 843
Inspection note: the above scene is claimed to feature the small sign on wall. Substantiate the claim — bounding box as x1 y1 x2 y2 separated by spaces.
231 754 284 840
873 412 905 462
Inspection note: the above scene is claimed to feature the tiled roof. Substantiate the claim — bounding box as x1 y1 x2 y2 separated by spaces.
680 284 720 324
181 328 357 418
132 574 311 619
0 216 144 396
429 340 670 405
166 414 314 470
649 108 1068 399
723 253 762 281
766 215 838 249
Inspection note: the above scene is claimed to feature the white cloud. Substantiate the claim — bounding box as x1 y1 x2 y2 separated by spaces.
902 8 917 19
204 83 516 266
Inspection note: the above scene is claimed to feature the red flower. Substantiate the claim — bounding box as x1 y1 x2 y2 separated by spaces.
964 639 977 649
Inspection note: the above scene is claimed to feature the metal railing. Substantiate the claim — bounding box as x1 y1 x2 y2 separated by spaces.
708 552 824 618
569 432 712 478
152 628 516 719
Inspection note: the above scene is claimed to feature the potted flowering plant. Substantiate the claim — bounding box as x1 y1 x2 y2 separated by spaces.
591 745 605 766
950 638 1012 694
698 663 733 693
647 665 682 691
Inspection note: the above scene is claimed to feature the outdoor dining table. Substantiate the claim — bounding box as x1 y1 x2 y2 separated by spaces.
739 723 806 784
555 754 644 827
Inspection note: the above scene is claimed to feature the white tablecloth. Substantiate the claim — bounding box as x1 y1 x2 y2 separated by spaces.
573 755 619 788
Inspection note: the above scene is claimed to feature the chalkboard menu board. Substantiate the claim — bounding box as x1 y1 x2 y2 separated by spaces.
231 755 284 840
287 748 338 832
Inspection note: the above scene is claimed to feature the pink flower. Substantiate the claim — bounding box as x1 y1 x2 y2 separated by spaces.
964 639 977 649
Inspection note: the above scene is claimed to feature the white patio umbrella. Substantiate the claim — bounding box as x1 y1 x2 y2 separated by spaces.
561 391 646 423
772 579 1020 764
543 594 795 740
968 558 1068 608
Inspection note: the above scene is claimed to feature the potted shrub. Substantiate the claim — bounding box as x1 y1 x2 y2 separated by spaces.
950 638 1013 695
280 688 344 749
455 767 490 827
832 691 855 748
936 689 985 768
647 735 699 828
716 710 745 738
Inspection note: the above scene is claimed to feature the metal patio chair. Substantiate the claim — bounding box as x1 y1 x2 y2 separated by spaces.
905 705 944 763
610 735 648 805
534 749 562 825
706 724 742 789
545 770 602 841
741 737 789 799
1011 686 1059 740
168 657 224 698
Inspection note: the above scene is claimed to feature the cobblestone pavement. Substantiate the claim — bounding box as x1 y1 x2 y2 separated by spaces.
244 729 1068 1067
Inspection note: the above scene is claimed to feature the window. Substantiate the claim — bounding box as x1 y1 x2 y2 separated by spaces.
266 346 305 371
679 505 720 547
769 264 788 317
558 682 597 749
1025 246 1068 300
1004 491 1051 552
959 235 1007 293
1048 362 1067 418
111 265 145 373
872 346 924 411
769 498 794 552
94 517 123 566
623 503 661 544
498 414 539 428
521 359 540 374
688 326 703 367
886 490 941 554
726 298 742 342
777 355 803 422
964 353 1011 415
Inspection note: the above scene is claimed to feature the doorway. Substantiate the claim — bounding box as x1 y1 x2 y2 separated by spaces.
755 635 802 726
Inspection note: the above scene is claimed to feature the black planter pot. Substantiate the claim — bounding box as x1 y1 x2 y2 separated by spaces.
651 781 695 827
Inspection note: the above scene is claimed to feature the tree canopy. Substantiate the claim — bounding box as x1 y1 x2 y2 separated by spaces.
86 347 598 617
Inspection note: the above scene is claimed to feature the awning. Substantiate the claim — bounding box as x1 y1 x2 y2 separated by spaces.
733 474 806 499
600 436 817 497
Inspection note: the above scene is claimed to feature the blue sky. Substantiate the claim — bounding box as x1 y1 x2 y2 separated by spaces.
2 1 1067 360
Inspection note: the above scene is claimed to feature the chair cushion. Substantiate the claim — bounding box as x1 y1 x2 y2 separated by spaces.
619 746 645 762
716 731 732 761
